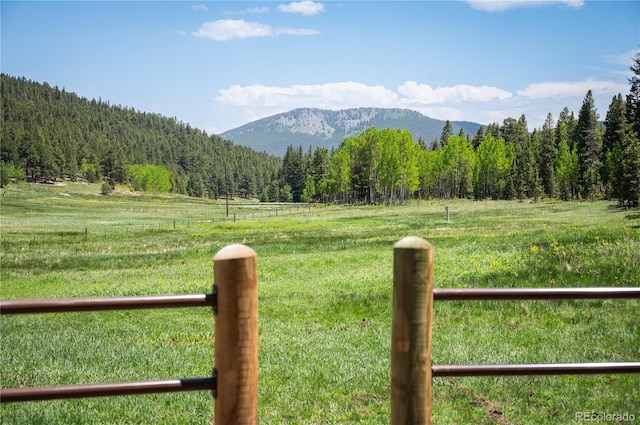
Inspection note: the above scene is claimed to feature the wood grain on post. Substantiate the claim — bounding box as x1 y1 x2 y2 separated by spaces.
391 237 434 425
213 244 258 425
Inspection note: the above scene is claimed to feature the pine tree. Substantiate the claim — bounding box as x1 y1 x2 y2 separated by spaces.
311 147 330 202
502 116 538 200
627 51 640 135
417 136 428 151
617 51 640 207
604 94 628 154
268 180 281 202
602 94 627 195
186 173 205 197
102 145 128 183
281 145 305 202
557 107 577 150
279 183 293 202
555 131 578 201
575 90 603 199
619 130 640 207
539 113 558 198
440 120 453 147
471 125 485 150
0 74 281 198
486 122 501 139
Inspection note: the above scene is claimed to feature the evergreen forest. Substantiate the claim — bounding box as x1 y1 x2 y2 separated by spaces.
0 74 282 199
2 52 639 207
275 53 640 207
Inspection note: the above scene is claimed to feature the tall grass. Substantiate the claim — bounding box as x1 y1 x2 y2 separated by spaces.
1 183 639 424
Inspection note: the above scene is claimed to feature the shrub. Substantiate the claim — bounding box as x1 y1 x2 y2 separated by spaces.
0 162 26 187
127 164 172 193
101 181 115 195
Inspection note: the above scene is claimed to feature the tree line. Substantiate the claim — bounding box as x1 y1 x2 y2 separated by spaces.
275 53 640 207
2 52 639 207
0 73 282 198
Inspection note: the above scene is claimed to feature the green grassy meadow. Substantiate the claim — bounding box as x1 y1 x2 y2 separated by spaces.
1 182 639 424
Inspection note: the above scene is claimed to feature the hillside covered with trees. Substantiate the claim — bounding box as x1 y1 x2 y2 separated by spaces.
2 52 639 207
0 74 282 198
272 53 640 207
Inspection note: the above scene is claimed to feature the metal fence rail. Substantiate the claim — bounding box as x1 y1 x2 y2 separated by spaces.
432 362 640 377
392 236 640 425
429 287 640 379
0 295 217 404
431 287 640 376
3 238 639 424
434 287 640 300
0 243 259 425
0 293 216 314
1 377 216 403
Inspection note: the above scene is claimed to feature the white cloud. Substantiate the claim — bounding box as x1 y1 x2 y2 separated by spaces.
191 4 208 12
278 1 325 15
224 7 270 15
212 78 629 132
213 81 517 130
216 82 512 110
398 81 512 104
193 20 271 41
216 82 398 109
517 79 628 99
192 19 319 41
463 0 584 12
275 27 321 36
602 50 639 67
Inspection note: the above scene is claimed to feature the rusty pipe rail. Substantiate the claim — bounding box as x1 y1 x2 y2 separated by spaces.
0 376 216 403
391 237 640 425
0 294 216 314
432 362 640 377
433 287 640 301
0 243 262 425
0 294 219 403
431 288 640 378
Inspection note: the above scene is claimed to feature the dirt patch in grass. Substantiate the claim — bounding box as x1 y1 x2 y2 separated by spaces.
446 379 519 425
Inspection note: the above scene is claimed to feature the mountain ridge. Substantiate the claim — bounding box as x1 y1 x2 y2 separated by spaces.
220 107 484 156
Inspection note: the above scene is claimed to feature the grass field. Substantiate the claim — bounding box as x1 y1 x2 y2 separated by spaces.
1 182 639 424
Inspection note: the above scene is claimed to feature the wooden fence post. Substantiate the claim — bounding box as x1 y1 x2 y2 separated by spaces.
391 237 434 425
213 244 258 425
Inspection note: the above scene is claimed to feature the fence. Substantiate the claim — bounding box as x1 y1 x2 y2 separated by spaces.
0 202 322 246
0 243 258 425
391 236 640 424
1 238 639 424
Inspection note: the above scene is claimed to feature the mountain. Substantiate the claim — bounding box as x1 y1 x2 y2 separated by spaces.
219 107 484 156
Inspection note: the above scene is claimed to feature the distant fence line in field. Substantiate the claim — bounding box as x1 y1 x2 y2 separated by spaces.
1 201 460 246
3 201 448 246
0 203 324 245
2 238 639 425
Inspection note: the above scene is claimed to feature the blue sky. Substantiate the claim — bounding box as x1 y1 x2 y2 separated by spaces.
1 1 638 135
